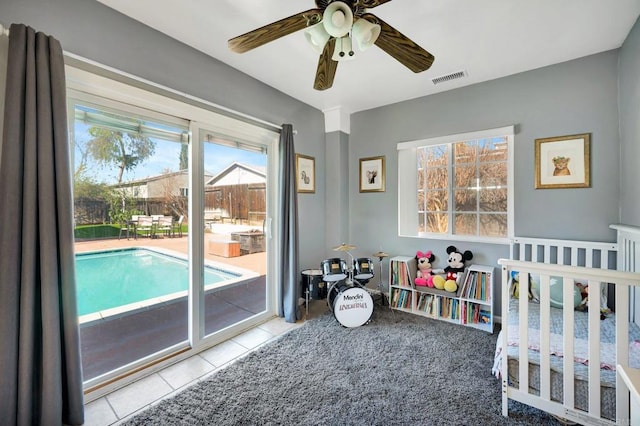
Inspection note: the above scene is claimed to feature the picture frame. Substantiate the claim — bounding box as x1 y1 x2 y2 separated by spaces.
295 153 315 193
535 133 590 189
359 156 386 193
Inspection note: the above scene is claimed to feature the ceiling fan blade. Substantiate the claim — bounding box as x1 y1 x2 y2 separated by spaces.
314 38 338 90
362 13 434 73
354 0 393 8
229 9 323 53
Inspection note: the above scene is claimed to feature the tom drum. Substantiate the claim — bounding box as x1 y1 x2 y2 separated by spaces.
328 283 374 328
353 257 375 282
300 269 326 300
321 258 347 282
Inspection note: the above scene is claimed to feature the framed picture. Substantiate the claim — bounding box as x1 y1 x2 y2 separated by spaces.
295 153 315 193
359 156 385 193
535 133 590 189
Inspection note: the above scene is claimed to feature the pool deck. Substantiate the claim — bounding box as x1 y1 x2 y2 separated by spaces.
74 232 266 275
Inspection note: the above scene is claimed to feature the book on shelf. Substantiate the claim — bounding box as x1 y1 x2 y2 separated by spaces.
391 288 412 309
461 269 491 302
390 257 415 288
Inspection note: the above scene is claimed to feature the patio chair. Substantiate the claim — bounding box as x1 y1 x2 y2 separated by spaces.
172 215 184 237
157 216 173 237
118 222 129 240
118 215 140 240
137 215 154 238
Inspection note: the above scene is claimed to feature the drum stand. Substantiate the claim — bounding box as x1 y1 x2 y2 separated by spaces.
374 252 389 306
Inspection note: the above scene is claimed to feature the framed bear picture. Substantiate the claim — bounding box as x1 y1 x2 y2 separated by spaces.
535 133 590 189
359 156 385 193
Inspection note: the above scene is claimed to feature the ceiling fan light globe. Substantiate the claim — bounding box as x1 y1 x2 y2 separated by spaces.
304 23 330 54
352 19 381 51
322 1 354 37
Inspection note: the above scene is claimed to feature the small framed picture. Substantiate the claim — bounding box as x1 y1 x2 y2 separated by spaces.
359 156 385 193
535 133 590 189
295 153 315 193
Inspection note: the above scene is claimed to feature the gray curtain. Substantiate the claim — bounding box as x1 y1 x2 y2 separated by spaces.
277 124 301 323
0 24 84 425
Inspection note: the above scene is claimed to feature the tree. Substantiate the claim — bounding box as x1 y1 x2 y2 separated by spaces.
159 168 188 219
86 127 156 184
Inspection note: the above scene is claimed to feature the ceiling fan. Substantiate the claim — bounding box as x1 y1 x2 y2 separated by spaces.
228 0 435 91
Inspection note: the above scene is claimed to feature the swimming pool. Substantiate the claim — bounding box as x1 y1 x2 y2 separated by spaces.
75 248 240 317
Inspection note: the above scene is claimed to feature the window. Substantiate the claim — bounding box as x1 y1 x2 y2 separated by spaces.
398 126 514 242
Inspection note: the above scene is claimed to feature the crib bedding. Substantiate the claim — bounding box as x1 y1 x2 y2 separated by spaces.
494 299 640 420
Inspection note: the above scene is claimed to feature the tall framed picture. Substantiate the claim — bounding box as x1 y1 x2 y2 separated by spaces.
535 133 590 189
359 156 385 193
295 153 315 193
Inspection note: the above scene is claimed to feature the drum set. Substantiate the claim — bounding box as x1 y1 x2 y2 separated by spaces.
301 243 388 328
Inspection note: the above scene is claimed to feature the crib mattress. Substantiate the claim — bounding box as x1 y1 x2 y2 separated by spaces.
500 299 640 421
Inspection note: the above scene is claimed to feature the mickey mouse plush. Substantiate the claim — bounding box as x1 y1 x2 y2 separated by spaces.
443 245 473 293
414 250 436 287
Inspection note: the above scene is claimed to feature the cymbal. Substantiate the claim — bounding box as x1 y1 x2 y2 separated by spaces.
373 251 389 258
333 243 356 251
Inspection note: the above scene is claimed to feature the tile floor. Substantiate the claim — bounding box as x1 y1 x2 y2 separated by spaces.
83 300 329 425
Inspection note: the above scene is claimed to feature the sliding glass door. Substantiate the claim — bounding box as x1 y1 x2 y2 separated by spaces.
68 78 278 388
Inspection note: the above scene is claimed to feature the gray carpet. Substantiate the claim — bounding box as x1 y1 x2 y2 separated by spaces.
123 307 559 425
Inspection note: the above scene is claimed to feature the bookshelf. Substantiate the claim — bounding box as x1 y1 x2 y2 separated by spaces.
388 257 494 333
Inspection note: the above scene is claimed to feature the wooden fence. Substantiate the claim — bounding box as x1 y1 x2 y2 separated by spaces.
204 183 266 225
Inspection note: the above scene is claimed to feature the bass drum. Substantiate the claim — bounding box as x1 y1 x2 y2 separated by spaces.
327 283 374 328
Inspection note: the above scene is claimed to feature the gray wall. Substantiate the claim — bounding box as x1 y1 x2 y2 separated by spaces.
349 50 622 314
0 0 327 269
619 16 640 227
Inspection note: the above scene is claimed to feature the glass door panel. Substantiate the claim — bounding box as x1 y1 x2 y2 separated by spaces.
199 129 269 337
70 100 190 383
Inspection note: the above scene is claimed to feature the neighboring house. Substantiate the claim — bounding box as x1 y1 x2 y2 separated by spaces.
113 170 214 199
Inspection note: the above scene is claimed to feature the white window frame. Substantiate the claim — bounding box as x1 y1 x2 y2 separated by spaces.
397 125 514 244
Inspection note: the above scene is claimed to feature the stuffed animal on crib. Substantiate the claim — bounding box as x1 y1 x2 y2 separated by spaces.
510 271 535 300
442 245 473 293
575 283 608 320
414 250 436 287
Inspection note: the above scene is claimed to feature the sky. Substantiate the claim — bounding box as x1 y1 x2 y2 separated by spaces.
74 122 267 185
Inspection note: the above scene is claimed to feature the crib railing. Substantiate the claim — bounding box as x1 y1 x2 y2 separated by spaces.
511 237 618 269
498 258 640 424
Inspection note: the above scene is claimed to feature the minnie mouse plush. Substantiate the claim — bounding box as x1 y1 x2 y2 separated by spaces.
414 250 436 287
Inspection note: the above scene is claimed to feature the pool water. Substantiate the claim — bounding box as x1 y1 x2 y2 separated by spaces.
75 248 239 316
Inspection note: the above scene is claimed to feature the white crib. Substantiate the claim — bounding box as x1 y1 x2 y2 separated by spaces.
495 227 640 425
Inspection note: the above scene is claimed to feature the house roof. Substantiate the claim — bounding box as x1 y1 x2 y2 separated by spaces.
113 169 213 187
206 162 266 187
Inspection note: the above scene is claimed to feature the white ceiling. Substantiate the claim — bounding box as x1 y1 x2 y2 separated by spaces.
97 0 640 114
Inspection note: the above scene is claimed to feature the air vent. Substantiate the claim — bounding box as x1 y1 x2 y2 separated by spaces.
431 70 467 85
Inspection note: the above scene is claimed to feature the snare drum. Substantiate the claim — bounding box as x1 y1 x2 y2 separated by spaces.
353 258 375 281
328 282 374 328
300 269 326 300
321 258 347 282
